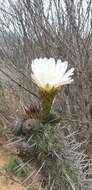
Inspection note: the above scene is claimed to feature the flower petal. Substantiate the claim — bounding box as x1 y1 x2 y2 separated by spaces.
61 68 75 81
31 58 74 92
56 79 74 87
56 60 68 76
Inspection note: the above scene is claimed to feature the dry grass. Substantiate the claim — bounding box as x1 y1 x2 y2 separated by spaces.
0 136 43 190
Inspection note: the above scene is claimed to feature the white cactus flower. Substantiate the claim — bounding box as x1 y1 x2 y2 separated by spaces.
31 58 74 92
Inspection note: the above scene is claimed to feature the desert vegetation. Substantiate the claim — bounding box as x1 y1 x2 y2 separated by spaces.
0 0 92 189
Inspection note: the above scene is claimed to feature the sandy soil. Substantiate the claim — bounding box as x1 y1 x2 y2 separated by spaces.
0 136 43 190
0 137 24 190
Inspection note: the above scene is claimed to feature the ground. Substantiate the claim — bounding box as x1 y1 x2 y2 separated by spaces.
0 137 24 190
0 136 43 190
